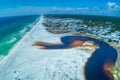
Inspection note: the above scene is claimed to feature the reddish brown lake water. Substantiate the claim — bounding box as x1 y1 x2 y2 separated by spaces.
33 36 117 80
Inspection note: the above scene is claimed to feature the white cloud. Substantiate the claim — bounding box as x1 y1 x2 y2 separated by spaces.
65 8 75 10
106 2 120 9
0 6 120 17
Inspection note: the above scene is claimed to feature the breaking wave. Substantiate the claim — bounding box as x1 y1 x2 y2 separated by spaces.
0 16 39 55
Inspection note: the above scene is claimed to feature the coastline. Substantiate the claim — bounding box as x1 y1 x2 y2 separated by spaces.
0 15 117 80
0 16 41 65
0 55 5 62
0 15 40 56
0 16 96 80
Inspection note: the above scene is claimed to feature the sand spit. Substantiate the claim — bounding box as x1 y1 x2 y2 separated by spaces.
0 16 95 80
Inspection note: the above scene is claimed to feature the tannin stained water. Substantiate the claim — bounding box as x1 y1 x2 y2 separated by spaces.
33 36 117 80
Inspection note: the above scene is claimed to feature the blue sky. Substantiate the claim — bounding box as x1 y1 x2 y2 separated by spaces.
0 0 120 8
0 0 120 17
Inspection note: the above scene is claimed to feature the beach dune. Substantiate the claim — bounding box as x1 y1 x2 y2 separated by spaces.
0 16 95 80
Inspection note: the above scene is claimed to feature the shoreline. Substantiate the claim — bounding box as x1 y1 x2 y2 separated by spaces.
0 16 41 66
0 15 117 80
0 15 39 56
0 15 95 80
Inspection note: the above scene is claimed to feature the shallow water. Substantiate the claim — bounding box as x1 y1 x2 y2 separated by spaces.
0 15 39 55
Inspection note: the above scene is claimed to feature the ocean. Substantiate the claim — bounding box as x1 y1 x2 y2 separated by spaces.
0 15 39 55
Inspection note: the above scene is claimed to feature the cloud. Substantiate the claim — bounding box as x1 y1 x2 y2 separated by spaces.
0 6 120 17
106 2 120 9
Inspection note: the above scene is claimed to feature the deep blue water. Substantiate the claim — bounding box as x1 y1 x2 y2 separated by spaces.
0 15 39 40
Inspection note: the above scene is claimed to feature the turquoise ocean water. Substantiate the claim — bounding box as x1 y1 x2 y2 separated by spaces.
0 15 39 55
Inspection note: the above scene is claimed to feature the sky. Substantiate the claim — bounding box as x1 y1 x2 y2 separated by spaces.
0 0 120 17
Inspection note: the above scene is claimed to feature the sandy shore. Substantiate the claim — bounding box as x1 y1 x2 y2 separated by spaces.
0 16 95 80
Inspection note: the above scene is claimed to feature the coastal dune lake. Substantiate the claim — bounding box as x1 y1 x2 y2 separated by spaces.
33 36 118 80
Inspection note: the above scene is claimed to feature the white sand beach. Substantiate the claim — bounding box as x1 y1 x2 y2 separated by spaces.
0 16 96 80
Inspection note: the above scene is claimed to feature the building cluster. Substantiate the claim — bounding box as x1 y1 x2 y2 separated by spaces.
43 17 120 43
